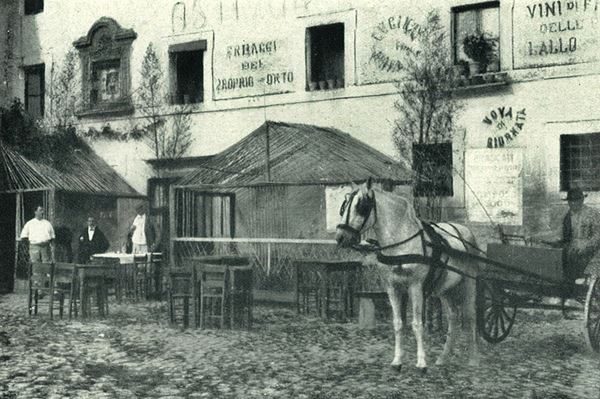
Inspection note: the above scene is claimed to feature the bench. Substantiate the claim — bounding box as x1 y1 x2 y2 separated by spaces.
355 291 388 328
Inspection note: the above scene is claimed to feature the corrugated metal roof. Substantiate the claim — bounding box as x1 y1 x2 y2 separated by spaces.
177 121 410 187
0 141 142 196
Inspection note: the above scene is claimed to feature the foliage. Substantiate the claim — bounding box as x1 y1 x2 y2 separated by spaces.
392 9 462 220
0 98 86 172
462 33 497 69
45 49 81 130
135 43 194 159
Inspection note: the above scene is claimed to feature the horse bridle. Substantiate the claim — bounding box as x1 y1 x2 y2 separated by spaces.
336 190 376 237
337 189 424 252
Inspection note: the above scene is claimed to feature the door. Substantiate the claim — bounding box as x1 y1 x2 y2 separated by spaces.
0 193 16 292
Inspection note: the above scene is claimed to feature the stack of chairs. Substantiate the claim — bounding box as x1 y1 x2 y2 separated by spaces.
167 263 193 328
197 264 229 329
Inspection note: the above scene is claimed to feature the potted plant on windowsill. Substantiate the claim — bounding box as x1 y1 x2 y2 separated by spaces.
462 33 497 75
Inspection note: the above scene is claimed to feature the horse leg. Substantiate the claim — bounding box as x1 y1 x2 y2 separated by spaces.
435 295 457 366
387 285 405 370
409 283 427 371
464 278 481 366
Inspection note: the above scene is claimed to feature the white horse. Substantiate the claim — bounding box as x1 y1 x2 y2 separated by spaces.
336 179 481 372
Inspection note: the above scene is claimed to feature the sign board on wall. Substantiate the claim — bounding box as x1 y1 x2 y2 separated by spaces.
465 148 523 226
325 185 351 232
213 33 295 99
513 0 599 69
357 6 425 84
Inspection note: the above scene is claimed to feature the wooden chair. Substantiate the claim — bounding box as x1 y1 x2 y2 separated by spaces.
52 262 76 319
199 264 229 329
167 268 193 328
229 266 253 329
296 265 321 316
28 262 54 318
73 264 109 318
133 254 148 301
148 253 163 300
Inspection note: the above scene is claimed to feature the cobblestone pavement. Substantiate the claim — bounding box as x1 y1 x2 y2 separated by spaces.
0 294 599 399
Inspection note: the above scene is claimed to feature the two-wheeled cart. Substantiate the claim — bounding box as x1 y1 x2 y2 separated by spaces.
441 238 600 353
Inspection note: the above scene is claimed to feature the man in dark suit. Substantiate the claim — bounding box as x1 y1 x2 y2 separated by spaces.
78 216 110 263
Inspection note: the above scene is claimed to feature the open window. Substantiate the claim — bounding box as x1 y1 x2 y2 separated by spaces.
560 133 600 191
453 2 500 72
24 0 43 15
306 23 345 91
24 64 45 119
176 192 235 238
413 143 453 197
169 41 206 105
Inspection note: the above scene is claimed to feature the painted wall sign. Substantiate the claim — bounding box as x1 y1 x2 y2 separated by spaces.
513 0 599 69
483 107 527 148
213 35 295 99
358 7 424 84
465 148 523 226
325 185 351 232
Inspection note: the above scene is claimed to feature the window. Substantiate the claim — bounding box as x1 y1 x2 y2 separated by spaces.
306 23 344 91
560 133 600 191
148 178 176 211
413 143 453 197
176 192 235 238
453 2 500 71
24 64 45 119
169 41 206 104
90 60 121 107
24 0 43 15
74 18 137 116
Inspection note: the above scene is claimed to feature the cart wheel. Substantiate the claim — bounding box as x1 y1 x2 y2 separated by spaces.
477 281 517 344
584 277 600 353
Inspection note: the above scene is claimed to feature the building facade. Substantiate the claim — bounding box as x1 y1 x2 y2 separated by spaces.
4 0 600 243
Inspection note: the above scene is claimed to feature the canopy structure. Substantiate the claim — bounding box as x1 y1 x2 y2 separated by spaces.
177 121 410 187
0 140 140 196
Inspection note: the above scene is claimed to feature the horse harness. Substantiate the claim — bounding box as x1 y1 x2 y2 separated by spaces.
337 190 477 295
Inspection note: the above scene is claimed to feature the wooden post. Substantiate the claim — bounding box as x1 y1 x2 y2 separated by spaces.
169 185 176 268
358 297 376 329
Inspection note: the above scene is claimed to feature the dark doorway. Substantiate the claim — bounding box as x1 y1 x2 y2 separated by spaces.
0 194 16 293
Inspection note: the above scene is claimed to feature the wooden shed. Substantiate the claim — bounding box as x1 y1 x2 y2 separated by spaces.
171 121 411 292
0 140 143 292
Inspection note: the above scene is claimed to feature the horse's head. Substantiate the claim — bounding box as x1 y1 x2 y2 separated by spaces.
336 177 376 247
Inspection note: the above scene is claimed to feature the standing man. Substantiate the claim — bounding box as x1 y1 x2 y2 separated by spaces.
78 216 109 263
20 205 55 263
129 203 159 254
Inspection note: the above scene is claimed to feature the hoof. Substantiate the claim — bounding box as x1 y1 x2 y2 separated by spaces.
390 364 402 373
417 367 428 375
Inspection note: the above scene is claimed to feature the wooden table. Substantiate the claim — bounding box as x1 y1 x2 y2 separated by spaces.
93 253 163 300
294 259 361 321
92 252 162 264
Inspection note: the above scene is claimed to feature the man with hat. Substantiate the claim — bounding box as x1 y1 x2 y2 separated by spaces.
544 188 600 317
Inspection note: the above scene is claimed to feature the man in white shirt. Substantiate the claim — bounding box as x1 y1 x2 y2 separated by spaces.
20 205 55 263
129 203 158 254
